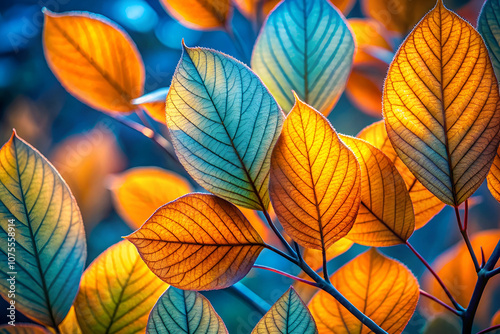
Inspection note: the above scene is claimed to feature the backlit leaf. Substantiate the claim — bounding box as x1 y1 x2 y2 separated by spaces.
487 149 500 202
166 45 284 210
43 10 144 113
251 0 355 115
383 1 500 207
132 88 170 123
478 0 500 79
345 66 386 118
309 249 419 334
147 287 228 333
126 193 265 290
349 19 392 66
0 131 86 327
340 135 415 246
237 205 273 244
160 0 231 30
269 96 361 250
74 240 167 334
110 167 192 230
59 307 82 334
302 238 354 270
492 310 500 326
252 287 317 334
0 324 51 334
358 121 444 229
234 0 354 18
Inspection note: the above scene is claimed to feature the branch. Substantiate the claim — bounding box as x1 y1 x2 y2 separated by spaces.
487 266 500 278
261 208 298 260
419 289 461 317
455 202 480 272
476 324 500 334
252 264 318 287
228 282 270 315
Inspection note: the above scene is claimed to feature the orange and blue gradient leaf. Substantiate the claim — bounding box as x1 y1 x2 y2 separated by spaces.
358 121 444 229
73 240 167 334
132 87 170 123
0 324 51 334
478 0 500 79
340 135 415 246
166 45 284 210
252 287 318 334
0 131 86 327
309 249 419 334
383 1 500 207
43 10 144 113
126 193 265 290
269 96 361 250
147 287 228 333
160 0 231 30
251 0 355 115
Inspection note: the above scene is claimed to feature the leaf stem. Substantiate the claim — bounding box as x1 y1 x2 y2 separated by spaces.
322 245 330 283
454 202 480 273
476 324 500 334
261 209 298 260
228 282 270 314
264 243 298 265
252 264 318 287
419 289 461 316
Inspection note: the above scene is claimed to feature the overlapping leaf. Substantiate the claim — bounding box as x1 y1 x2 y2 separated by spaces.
383 1 500 207
166 45 284 210
269 96 361 250
0 325 51 334
340 135 415 246
478 0 500 79
252 287 317 334
309 249 419 334
59 307 82 334
110 167 192 229
487 149 500 202
234 0 354 19
358 121 444 228
302 238 353 270
126 193 265 290
132 88 170 123
160 0 231 30
251 0 355 115
43 10 144 113
0 131 86 327
147 287 228 333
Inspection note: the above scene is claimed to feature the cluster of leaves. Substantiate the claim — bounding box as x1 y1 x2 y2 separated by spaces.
1 0 500 333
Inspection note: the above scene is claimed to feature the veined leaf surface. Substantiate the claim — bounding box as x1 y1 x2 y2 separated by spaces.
383 1 500 207
132 88 170 123
487 148 500 202
269 96 361 250
126 193 265 290
0 325 51 334
147 287 228 333
0 131 86 327
478 0 500 79
340 135 415 246
110 167 192 229
251 0 355 115
309 249 419 334
160 0 231 30
358 121 444 229
252 287 317 334
43 10 144 113
166 45 284 210
74 240 167 334
59 307 82 334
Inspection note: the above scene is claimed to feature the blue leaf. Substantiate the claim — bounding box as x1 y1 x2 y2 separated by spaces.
478 0 500 80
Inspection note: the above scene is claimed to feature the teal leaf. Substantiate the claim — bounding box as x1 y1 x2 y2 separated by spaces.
478 0 500 80
147 287 228 334
251 0 355 115
0 131 86 328
166 44 284 210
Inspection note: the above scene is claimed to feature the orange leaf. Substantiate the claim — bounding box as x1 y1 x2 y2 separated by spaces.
309 248 419 334
358 120 444 229
492 310 500 326
348 19 392 66
126 193 265 290
302 238 354 270
383 1 500 207
233 0 354 19
132 88 169 123
110 167 192 230
237 205 276 244
43 10 144 113
345 67 385 118
160 0 231 30
340 135 415 246
269 96 361 250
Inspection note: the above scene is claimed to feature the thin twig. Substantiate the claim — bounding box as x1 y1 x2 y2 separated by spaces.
455 203 480 273
264 244 298 265
487 266 500 278
261 209 297 260
252 264 318 287
228 282 270 314
322 245 330 283
419 290 461 316
476 324 500 334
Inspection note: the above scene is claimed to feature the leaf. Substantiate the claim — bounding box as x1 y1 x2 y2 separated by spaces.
43 10 144 113
110 167 192 230
309 248 419 334
345 66 386 118
126 193 265 290
383 1 500 207
0 131 86 327
358 121 444 229
302 238 353 270
237 205 273 244
339 135 415 246
251 0 355 115
252 287 318 334
166 44 284 210
147 286 228 333
487 148 500 202
349 19 392 66
269 95 361 250
60 307 83 334
0 324 51 334
492 310 500 326
160 0 231 30
362 0 435 34
73 240 167 334
478 0 500 80
132 88 170 123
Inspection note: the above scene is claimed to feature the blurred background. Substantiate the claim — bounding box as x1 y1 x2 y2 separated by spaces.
0 0 499 332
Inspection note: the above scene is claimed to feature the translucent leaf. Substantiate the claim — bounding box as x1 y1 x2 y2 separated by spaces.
132 88 170 123
478 0 500 79
159 0 231 30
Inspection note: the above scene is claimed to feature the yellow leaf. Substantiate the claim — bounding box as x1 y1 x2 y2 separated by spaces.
74 240 168 334
340 135 415 246
43 10 144 113
160 0 231 30
269 96 361 250
302 238 354 270
59 307 82 334
487 148 500 203
309 249 419 334
358 121 444 229
126 193 265 290
383 1 500 207
110 167 192 230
